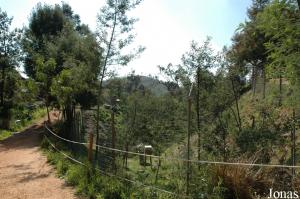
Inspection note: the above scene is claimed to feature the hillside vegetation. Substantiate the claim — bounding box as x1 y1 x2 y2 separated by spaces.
1 0 300 198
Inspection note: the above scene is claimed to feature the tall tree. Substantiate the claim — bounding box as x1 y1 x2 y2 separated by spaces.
96 0 145 96
95 0 144 158
257 0 300 106
0 9 21 128
23 3 101 137
181 37 217 165
228 0 270 99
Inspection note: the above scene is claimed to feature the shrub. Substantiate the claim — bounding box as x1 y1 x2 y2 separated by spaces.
66 164 84 186
102 180 125 199
212 164 269 199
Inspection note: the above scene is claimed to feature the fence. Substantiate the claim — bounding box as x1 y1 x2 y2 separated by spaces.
44 122 300 198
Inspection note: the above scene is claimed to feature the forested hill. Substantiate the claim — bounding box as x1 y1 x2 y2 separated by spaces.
104 75 170 96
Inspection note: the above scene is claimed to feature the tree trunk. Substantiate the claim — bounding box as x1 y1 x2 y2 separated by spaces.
252 66 257 97
186 96 192 196
111 110 116 171
46 105 51 123
291 109 296 177
64 104 74 139
262 67 266 99
196 68 201 169
231 79 242 134
279 73 282 106
155 152 161 184
95 4 118 161
217 115 227 162
95 104 100 161
1 65 5 107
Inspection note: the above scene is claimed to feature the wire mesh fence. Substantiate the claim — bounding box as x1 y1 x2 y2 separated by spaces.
44 112 300 199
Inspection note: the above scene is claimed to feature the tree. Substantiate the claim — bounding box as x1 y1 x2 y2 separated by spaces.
181 37 217 165
228 0 270 99
257 0 300 107
35 56 56 123
0 9 21 128
95 0 145 159
23 3 101 138
96 0 145 96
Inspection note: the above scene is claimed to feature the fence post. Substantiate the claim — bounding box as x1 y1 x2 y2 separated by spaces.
88 132 94 163
186 95 192 196
292 109 296 178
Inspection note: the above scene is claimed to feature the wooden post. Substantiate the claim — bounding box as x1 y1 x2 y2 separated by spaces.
46 105 51 124
155 152 161 184
186 96 192 196
111 109 117 171
88 132 94 163
292 109 296 178
196 67 201 170
95 104 100 161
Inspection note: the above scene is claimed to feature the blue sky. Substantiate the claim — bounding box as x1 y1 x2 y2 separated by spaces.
1 0 252 76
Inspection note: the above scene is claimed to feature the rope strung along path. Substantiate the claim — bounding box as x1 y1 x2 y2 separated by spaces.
45 124 300 169
43 135 189 198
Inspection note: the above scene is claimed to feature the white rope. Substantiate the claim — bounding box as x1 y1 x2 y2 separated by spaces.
44 123 300 169
45 124 88 145
44 135 187 198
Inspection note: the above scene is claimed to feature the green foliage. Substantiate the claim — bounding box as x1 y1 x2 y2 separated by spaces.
0 130 12 140
23 3 101 114
0 8 22 128
0 107 46 140
97 0 145 68
236 128 275 154
257 0 300 108
42 137 128 198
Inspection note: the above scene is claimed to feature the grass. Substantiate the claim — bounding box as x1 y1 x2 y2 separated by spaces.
0 130 12 141
41 137 129 199
0 107 46 141
41 137 181 199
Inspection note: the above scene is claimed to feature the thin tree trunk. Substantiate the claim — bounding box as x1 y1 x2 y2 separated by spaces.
186 96 192 196
196 68 201 169
96 4 118 160
229 107 240 130
95 104 100 161
217 115 227 162
231 79 242 134
155 153 161 184
124 99 137 168
252 66 257 97
98 5 117 95
111 109 116 171
46 105 50 123
251 115 255 129
1 65 5 107
279 73 282 106
262 67 266 99
291 109 296 177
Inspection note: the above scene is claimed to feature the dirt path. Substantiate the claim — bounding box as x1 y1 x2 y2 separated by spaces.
0 114 78 199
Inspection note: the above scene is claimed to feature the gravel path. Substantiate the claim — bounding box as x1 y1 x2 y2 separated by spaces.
0 115 78 199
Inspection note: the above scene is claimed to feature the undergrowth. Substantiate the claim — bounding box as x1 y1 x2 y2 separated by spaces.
0 108 46 141
40 137 160 199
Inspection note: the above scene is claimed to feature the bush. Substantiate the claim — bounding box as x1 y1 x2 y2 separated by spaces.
66 164 84 186
0 130 12 141
57 159 70 176
212 164 269 199
236 128 275 154
102 180 125 199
